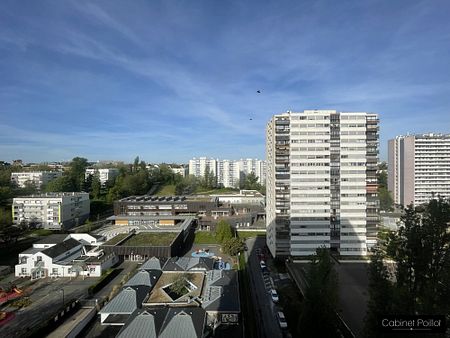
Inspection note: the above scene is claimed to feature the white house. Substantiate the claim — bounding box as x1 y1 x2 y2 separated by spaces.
15 234 117 279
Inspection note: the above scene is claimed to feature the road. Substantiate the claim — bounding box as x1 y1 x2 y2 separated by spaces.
0 275 96 337
245 237 283 338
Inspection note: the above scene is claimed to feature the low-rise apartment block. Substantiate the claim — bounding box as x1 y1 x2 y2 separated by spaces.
10 171 62 189
12 192 90 229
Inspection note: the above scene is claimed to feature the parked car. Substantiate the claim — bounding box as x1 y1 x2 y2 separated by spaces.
277 311 288 329
260 260 266 269
270 289 279 303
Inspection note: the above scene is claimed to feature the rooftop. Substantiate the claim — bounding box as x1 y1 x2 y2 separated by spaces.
41 238 82 258
120 232 178 247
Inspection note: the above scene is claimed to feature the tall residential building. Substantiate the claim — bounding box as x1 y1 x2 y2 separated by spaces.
11 171 63 189
85 168 119 186
217 159 241 188
238 158 266 186
266 110 379 257
388 133 450 206
189 157 266 188
189 157 218 178
12 192 90 230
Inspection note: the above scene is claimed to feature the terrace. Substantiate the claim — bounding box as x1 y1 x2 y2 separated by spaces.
145 271 204 304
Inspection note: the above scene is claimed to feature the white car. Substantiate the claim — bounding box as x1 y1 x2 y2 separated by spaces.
277 311 288 329
270 289 279 303
260 260 266 269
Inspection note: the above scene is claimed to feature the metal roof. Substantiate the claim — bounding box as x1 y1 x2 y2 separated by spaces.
124 270 152 287
19 247 42 255
41 238 81 258
117 311 157 338
140 257 162 271
159 310 199 338
163 257 214 271
100 287 137 314
35 234 68 244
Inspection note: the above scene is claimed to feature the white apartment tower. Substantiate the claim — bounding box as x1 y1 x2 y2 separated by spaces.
188 157 217 178
388 133 450 206
266 110 379 257
217 160 241 188
189 157 266 188
11 171 63 189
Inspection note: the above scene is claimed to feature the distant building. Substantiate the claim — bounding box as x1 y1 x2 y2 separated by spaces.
12 159 23 166
210 190 265 205
170 165 188 177
266 110 379 257
189 157 266 188
238 158 266 186
10 171 62 189
388 133 450 206
85 168 119 186
12 192 90 230
15 234 117 279
189 157 218 178
217 159 241 188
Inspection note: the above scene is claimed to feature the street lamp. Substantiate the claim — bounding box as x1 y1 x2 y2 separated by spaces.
59 288 65 308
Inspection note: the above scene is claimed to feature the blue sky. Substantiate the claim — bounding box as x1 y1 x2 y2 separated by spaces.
1 0 449 163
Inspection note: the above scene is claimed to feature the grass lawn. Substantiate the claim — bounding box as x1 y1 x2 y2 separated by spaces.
237 230 266 240
103 233 129 245
156 184 176 196
193 231 218 244
195 187 240 194
121 232 177 246
27 228 54 236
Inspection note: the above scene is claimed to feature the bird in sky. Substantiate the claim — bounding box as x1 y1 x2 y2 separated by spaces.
256 90 261 93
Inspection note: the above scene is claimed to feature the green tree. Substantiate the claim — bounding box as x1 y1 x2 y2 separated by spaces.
363 248 394 337
91 174 102 199
241 172 262 191
133 156 140 172
222 237 245 256
378 187 393 211
69 157 89 191
215 220 233 243
298 248 340 337
169 273 193 296
44 176 75 192
377 165 393 211
365 198 450 337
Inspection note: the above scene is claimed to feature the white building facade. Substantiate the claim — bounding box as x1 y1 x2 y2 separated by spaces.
12 192 90 229
189 157 266 188
388 133 450 206
15 234 117 279
11 171 62 189
266 110 379 257
189 157 218 178
85 168 119 186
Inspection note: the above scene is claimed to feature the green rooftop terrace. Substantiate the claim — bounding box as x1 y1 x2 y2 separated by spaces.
119 232 178 246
